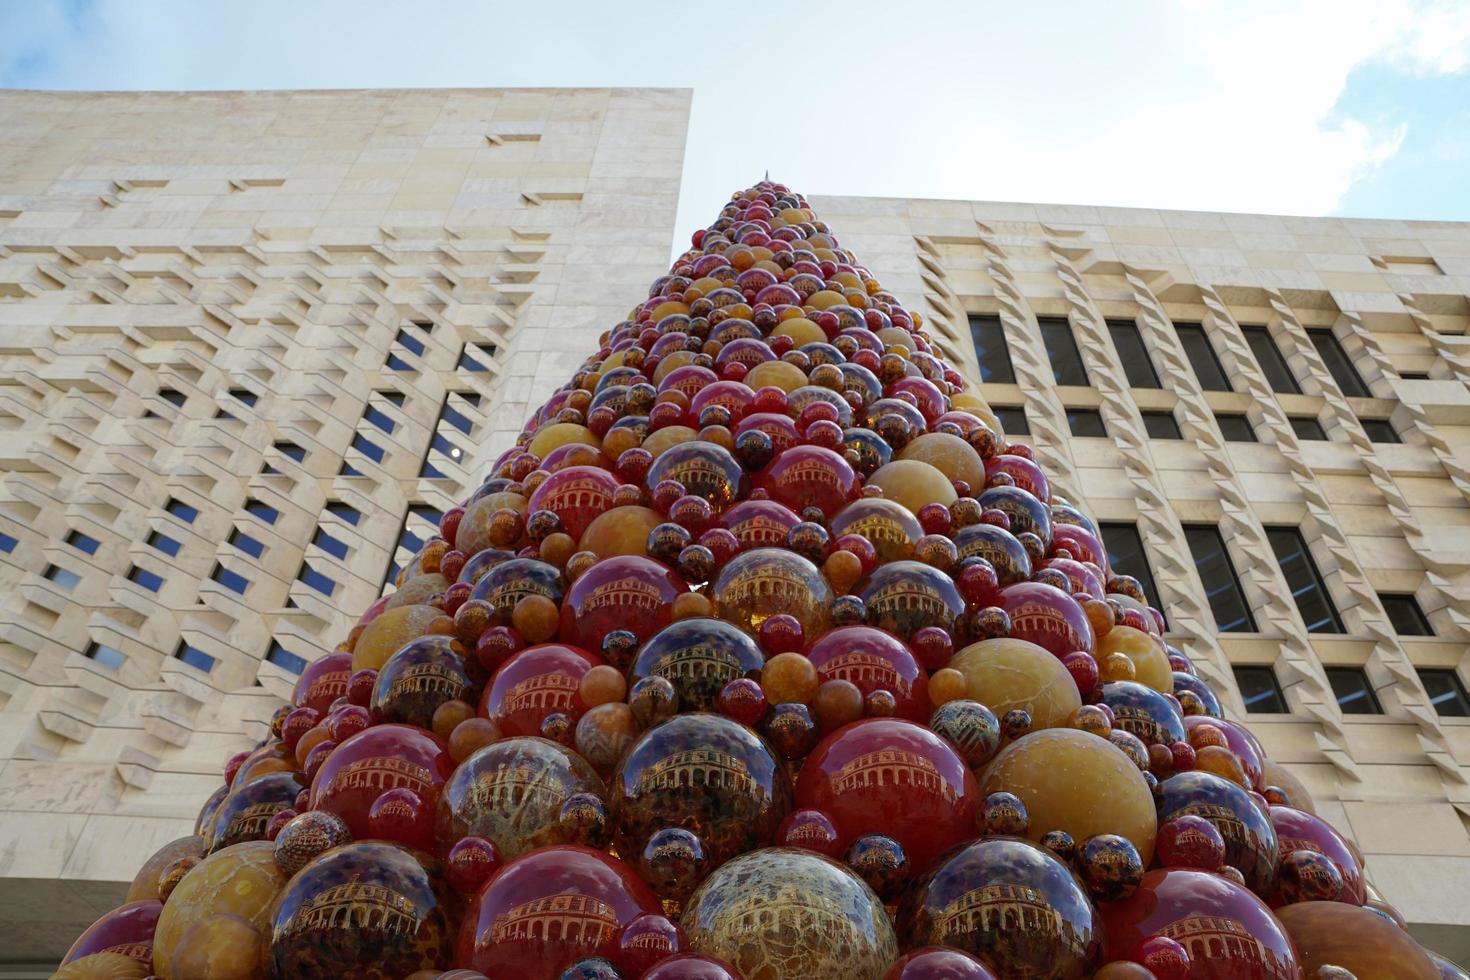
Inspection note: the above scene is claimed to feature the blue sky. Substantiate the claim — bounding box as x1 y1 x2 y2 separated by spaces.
3 0 1468 240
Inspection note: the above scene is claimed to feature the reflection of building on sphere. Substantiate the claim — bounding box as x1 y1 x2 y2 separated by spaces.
731 887 862 945
222 801 286 842
467 764 566 813
842 515 911 551
285 876 419 937
505 671 580 714
638 749 754 795
543 477 613 511
397 662 465 698
654 645 741 683
937 883 1087 959
490 893 618 946
1157 915 1297 980
327 757 433 795
868 581 948 617
778 458 845 492
583 577 664 614
1177 802 1247 851
728 514 790 546
822 652 900 688
833 749 956 803
721 566 812 605
1006 602 1075 650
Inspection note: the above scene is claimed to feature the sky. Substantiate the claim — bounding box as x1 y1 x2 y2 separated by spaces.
3 0 1469 247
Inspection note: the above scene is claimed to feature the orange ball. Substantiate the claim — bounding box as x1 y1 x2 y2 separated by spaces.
566 551 599 581
822 550 863 594
1188 722 1229 751
294 724 331 767
1194 744 1250 788
579 665 627 707
813 679 864 732
672 592 714 620
1083 598 1116 638
1101 652 1136 683
929 667 969 706
761 652 820 706
511 595 560 643
431 700 475 740
539 532 576 568
449 717 500 764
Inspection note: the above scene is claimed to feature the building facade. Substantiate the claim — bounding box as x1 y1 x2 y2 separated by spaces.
0 87 690 961
812 193 1470 956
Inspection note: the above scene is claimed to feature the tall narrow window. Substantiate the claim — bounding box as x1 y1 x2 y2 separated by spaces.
1098 522 1163 612
1326 667 1382 714
45 564 81 589
1107 320 1161 388
1289 416 1328 440
0 531 16 552
1265 527 1343 633
1418 669 1470 717
1359 419 1400 444
146 530 181 556
174 641 216 673
229 388 257 407
1241 326 1301 394
325 502 362 526
228 528 264 559
85 641 126 670
66 530 101 555
364 403 398 434
458 342 499 372
211 564 250 595
1379 593 1432 636
1038 317 1089 386
1066 409 1106 437
1214 413 1257 442
159 388 186 407
395 327 427 357
127 566 164 592
166 498 199 523
968 315 1016 384
352 433 386 464
273 440 306 463
298 562 338 596
1182 524 1256 632
1140 411 1183 439
1234 666 1288 713
993 406 1029 437
267 641 308 676
1308 329 1371 397
244 499 280 525
386 505 445 586
1175 324 1232 391
313 527 349 561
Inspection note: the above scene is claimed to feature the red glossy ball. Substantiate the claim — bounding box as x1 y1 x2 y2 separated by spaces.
806 626 931 721
482 643 604 737
446 835 503 894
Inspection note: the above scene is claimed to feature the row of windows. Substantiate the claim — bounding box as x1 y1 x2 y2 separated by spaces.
971 314 1377 400
1000 402 1398 444
1235 663 1470 718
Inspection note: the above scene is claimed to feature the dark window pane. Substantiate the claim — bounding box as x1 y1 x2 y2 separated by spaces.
1308 329 1371 397
386 506 445 585
214 408 237 421
1176 323 1232 391
1107 320 1160 388
1265 526 1344 633
0 531 16 552
299 563 338 596
352 433 386 463
1326 667 1382 714
159 388 186 407
175 642 216 673
459 392 483 408
1241 326 1301 394
382 391 406 406
968 315 1016 384
994 406 1029 436
1360 418 1400 443
326 502 362 526
340 461 362 477
1380 593 1432 636
1141 411 1182 439
1038 317 1089 386
228 528 264 559
1418 669 1469 717
212 564 250 595
395 327 426 356
1066 408 1107 437
167 498 199 523
1183 524 1257 632
1402 372 1431 380
66 530 100 555
420 459 447 479
128 566 164 592
458 348 490 372
274 441 306 462
45 564 80 589
245 499 280 525
1215 413 1257 442
429 431 462 461
1234 666 1288 713
229 388 257 407
1098 522 1163 612
147 530 181 556
364 404 397 434
1289 416 1328 440
267 641 307 676
386 353 415 372
313 527 349 560
86 641 126 669
441 402 475 436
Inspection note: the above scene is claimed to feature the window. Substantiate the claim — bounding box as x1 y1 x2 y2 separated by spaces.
85 641 126 670
146 530 181 556
421 432 463 477
1215 413 1257 442
1066 408 1107 437
1175 323 1232 391
1098 522 1163 611
386 505 445 585
1308 329 1371 397
127 566 164 592
1402 371 1431 381
274 441 306 462
1418 669 1470 717
1107 320 1160 388
166 498 199 523
395 327 427 356
386 353 415 372
267 640 307 676
352 433 386 463
441 400 476 436
1038 317 1089 386
298 562 338 596
1289 416 1328 440
382 391 406 407
1265 527 1343 633
364 404 397 434
1234 666 1289 713
214 408 237 421
212 564 250 595
159 388 186 407
340 461 363 477
325 502 362 526
458 343 499 372
1379 593 1432 636
968 315 1016 384
244 499 280 525
1183 524 1257 632
1359 419 1400 444
1241 326 1301 394
229 388 257 407
313 527 349 560
1141 411 1183 439
0 531 16 553
66 530 100 555
44 564 80 590
228 528 264 559
994 405 1029 437
174 641 216 673
1326 667 1382 714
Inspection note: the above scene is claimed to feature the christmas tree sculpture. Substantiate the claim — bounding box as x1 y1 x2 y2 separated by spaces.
55 183 1459 980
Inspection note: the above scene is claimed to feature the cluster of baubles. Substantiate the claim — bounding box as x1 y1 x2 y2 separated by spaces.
58 183 1463 980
